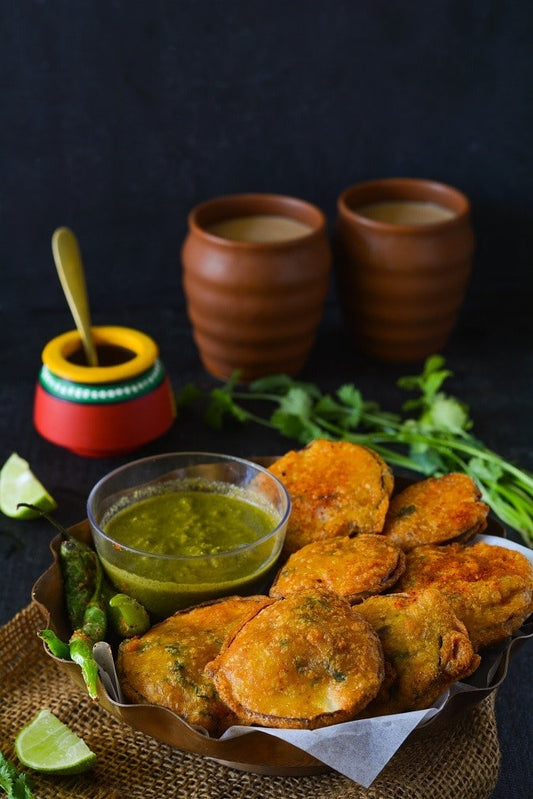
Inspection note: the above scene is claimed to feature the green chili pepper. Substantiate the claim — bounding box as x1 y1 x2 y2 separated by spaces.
108 593 151 638
82 556 106 637
69 630 100 699
38 629 71 660
21 504 109 699
23 505 151 696
68 554 108 699
80 602 107 642
60 537 98 629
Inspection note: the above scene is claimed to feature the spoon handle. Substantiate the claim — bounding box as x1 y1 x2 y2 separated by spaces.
52 227 99 367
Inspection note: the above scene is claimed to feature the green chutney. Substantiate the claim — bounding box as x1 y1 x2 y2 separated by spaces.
104 489 277 556
99 485 283 617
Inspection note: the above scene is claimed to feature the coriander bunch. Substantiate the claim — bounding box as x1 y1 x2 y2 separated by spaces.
177 356 533 547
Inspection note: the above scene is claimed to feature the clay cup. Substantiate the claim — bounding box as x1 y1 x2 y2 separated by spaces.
335 178 475 362
181 193 332 381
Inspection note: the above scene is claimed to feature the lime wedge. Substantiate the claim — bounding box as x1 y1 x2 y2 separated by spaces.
0 452 57 519
14 709 96 774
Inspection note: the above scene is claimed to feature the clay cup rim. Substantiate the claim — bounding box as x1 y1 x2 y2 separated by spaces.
337 177 471 232
187 192 328 248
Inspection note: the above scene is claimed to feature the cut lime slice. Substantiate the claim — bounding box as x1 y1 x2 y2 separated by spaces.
0 452 57 519
14 709 96 775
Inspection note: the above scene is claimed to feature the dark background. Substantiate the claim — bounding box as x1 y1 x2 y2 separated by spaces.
2 1 532 331
1 3 532 797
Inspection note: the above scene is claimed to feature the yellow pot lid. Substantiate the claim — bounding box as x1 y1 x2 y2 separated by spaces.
41 326 159 384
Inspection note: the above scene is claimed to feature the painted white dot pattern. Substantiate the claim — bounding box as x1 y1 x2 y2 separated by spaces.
39 360 165 404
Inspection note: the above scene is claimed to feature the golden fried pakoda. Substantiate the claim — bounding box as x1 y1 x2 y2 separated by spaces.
268 439 394 556
117 595 273 735
206 590 385 729
396 541 533 651
383 472 489 551
269 533 405 603
356 588 480 716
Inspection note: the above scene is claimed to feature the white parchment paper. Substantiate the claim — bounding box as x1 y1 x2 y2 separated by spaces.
219 700 445 786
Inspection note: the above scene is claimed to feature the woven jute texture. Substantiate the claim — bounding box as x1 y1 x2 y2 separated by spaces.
1 602 500 799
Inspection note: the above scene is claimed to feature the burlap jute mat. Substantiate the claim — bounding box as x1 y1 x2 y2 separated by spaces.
0 602 500 799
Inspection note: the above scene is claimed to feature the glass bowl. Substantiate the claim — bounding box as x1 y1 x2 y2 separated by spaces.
87 452 291 617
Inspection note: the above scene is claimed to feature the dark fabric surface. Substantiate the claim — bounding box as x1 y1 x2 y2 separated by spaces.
2 305 533 799
1 3 532 797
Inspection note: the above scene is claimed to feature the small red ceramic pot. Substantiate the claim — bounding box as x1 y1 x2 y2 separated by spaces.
33 326 176 457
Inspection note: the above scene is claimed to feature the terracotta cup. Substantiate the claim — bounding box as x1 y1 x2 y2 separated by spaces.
181 193 332 381
335 178 475 362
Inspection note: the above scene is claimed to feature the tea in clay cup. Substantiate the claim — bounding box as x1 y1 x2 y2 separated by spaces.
335 178 475 362
181 193 332 381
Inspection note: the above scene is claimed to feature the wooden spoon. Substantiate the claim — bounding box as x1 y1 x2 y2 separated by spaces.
52 227 98 367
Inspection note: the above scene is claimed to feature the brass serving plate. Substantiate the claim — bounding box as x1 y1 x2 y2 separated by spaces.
31 474 533 777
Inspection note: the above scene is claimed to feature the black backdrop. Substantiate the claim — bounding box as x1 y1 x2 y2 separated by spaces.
2 1 532 329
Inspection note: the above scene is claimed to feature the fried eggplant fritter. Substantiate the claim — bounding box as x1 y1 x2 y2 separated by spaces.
117 595 273 735
268 439 394 556
383 472 489 551
269 533 405 603
396 541 533 651
206 590 385 729
357 588 480 716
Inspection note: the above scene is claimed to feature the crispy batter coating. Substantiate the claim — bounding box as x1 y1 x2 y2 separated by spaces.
114 455 533 732
397 541 533 651
206 590 385 729
270 534 405 603
383 472 489 551
356 588 481 715
268 439 394 556
117 595 273 735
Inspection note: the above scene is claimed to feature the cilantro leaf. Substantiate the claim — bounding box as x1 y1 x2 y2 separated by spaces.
398 354 452 408
270 388 325 442
204 387 250 429
0 752 34 799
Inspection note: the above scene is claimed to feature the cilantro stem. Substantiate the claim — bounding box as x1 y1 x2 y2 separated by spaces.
355 429 531 483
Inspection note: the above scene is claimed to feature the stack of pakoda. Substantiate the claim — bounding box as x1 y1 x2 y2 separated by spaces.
116 439 533 734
